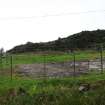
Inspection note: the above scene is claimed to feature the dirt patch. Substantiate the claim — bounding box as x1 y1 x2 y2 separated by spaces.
15 61 89 78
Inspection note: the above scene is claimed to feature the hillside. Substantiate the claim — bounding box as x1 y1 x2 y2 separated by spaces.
7 29 105 53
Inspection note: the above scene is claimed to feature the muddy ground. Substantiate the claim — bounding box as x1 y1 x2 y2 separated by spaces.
15 61 88 78
14 60 105 78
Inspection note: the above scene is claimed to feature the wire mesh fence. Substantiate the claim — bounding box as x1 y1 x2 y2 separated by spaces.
0 44 105 80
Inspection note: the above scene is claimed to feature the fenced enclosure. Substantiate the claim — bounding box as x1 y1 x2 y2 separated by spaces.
14 59 105 78
0 44 105 80
0 45 105 104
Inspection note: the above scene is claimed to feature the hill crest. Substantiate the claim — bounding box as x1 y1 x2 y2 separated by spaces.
7 29 105 53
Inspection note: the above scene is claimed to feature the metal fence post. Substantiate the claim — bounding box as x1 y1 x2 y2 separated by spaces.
73 51 76 77
10 55 13 80
100 44 103 74
0 56 2 69
43 54 47 84
88 60 90 72
5 53 8 65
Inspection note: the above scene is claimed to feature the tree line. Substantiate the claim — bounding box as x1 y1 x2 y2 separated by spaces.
7 29 105 53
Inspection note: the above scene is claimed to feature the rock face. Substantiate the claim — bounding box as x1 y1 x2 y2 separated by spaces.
79 83 90 92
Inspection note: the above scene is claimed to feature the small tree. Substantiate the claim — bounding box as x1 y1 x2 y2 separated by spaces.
0 48 4 56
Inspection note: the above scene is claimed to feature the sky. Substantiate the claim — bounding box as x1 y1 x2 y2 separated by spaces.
0 0 105 50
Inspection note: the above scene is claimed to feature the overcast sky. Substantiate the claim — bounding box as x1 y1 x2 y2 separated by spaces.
0 0 105 50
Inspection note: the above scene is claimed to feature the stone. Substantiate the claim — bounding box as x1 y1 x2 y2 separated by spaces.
79 83 90 92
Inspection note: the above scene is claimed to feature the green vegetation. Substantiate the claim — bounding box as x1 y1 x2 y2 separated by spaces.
12 51 99 64
0 72 105 105
0 49 105 104
7 29 105 53
1 50 102 69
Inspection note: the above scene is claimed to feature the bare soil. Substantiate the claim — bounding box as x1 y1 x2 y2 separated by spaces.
14 59 105 78
15 61 89 78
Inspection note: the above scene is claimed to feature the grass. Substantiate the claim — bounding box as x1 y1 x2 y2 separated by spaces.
0 50 103 69
11 50 105 63
0 72 105 105
0 50 105 104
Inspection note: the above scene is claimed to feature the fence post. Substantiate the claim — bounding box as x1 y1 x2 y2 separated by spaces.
43 54 47 83
88 60 90 72
100 44 103 74
73 51 76 77
5 53 8 65
0 55 2 69
10 55 13 80
0 51 3 69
